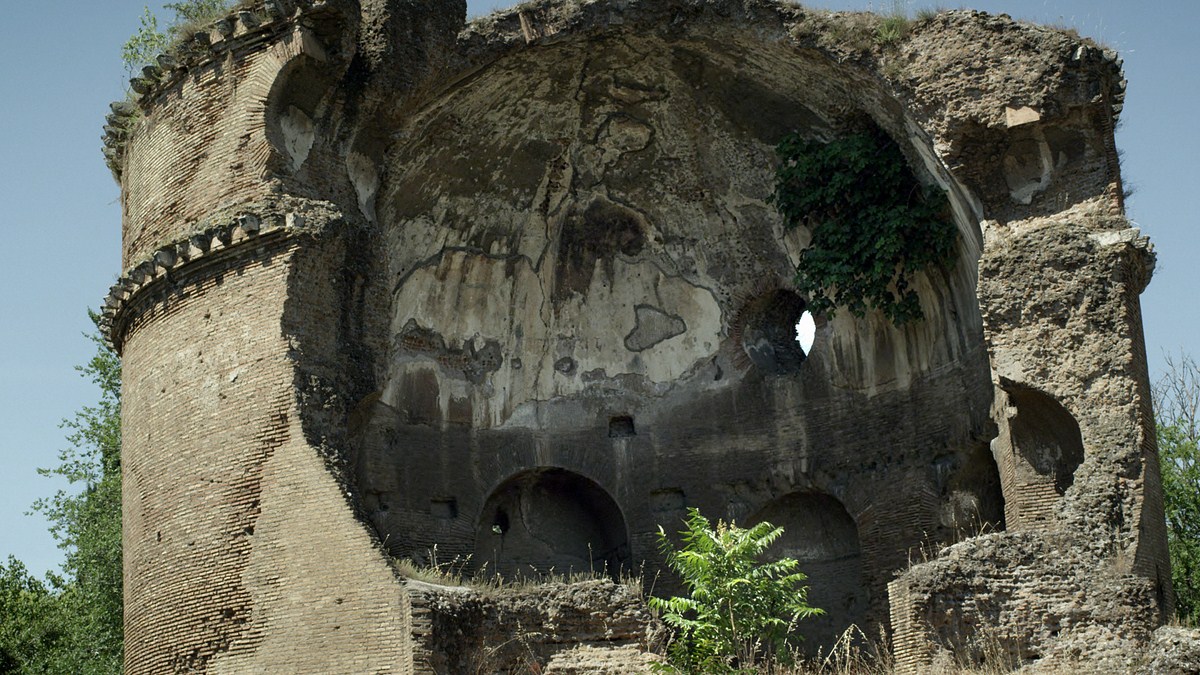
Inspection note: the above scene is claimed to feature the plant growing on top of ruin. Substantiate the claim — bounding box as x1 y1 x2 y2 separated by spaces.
874 14 910 46
771 126 957 325
649 508 822 673
121 1 236 75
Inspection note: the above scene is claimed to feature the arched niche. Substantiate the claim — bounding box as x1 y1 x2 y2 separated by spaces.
472 468 630 580
749 492 867 654
998 383 1085 527
939 443 1007 539
1009 386 1084 494
265 53 337 173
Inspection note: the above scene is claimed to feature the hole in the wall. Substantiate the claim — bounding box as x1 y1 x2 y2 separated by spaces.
796 310 816 356
473 468 630 580
609 415 636 438
430 498 458 520
492 508 510 535
939 444 1006 538
650 488 686 513
737 290 810 374
749 492 866 656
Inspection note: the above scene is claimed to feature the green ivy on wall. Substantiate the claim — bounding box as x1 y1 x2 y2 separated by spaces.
771 127 957 325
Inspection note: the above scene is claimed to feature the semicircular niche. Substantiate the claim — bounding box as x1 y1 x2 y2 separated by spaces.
750 492 867 654
473 468 630 580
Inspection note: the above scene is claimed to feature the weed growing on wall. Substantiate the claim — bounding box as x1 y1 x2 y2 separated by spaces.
121 1 235 75
649 509 822 673
771 127 957 325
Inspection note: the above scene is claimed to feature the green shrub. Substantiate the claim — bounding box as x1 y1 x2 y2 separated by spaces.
875 14 909 46
649 509 822 673
771 127 957 325
121 7 170 76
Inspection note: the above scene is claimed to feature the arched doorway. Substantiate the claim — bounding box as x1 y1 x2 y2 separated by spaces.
473 468 630 580
750 492 867 654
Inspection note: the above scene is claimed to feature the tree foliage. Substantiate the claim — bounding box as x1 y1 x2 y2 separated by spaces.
121 1 234 75
1155 351 1200 625
771 127 957 325
649 509 822 673
0 315 123 674
0 558 67 673
121 7 169 76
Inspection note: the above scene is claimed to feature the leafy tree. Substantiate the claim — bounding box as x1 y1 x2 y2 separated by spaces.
1155 351 1200 625
121 1 234 75
0 558 67 673
0 315 123 674
771 127 957 325
121 7 170 76
164 0 232 26
649 509 822 673
30 315 123 674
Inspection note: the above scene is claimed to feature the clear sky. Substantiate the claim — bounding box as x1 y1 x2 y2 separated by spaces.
1 0 1195 577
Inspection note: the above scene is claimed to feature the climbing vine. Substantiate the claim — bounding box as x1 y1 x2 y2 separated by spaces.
771 127 957 325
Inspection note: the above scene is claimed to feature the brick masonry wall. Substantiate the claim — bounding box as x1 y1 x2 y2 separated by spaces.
407 579 662 673
888 209 1167 671
121 237 411 674
888 532 1159 674
120 26 324 270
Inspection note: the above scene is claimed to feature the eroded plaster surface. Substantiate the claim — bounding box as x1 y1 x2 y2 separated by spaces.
103 0 1177 671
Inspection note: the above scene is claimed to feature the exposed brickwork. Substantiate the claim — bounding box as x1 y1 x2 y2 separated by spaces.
121 237 411 673
120 19 335 270
889 533 1159 674
107 1 1167 672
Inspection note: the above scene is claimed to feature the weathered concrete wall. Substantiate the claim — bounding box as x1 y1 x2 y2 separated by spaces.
102 0 1166 672
888 532 1158 673
408 579 662 673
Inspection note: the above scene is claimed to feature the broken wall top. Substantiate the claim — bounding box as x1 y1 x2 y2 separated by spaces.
103 0 1127 265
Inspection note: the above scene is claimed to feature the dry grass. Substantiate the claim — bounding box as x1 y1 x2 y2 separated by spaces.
798 624 894 674
391 546 646 599
167 0 267 53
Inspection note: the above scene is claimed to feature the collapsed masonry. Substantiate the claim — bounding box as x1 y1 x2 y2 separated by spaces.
102 0 1182 672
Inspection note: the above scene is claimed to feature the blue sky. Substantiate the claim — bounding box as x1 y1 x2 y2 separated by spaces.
1 0 1196 577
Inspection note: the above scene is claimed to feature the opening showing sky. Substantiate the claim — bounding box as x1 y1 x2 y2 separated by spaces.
0 0 1195 577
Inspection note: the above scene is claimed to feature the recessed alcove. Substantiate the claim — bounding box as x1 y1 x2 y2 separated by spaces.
472 468 630 580
609 415 636 438
750 492 867 654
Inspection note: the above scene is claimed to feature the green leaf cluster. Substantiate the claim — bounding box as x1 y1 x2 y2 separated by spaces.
771 127 957 325
649 508 822 673
0 558 67 673
0 314 123 674
121 1 234 75
1155 352 1200 625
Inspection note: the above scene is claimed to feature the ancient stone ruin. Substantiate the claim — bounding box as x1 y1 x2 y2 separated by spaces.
101 0 1181 672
